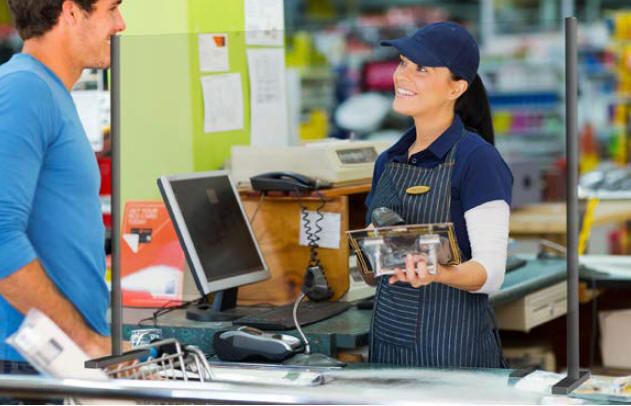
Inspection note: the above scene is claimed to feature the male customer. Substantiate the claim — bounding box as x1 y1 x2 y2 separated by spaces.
0 0 126 371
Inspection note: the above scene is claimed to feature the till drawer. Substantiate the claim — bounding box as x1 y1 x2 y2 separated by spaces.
495 282 567 332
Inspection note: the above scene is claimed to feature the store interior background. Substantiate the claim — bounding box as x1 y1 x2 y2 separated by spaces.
1 0 631 375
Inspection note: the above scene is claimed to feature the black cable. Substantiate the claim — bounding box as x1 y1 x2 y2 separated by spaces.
248 192 265 224
137 298 200 327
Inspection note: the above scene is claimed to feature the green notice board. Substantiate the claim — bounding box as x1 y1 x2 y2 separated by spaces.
187 0 250 171
119 0 284 207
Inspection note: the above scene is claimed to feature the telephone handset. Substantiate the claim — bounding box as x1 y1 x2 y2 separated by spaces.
250 172 320 192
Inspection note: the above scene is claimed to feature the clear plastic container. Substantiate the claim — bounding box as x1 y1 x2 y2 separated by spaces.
347 222 461 286
130 328 162 348
359 234 441 277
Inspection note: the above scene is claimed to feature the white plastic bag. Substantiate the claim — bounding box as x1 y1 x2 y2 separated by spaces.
6 308 108 380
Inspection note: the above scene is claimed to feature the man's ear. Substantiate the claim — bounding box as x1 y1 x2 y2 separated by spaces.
59 0 81 26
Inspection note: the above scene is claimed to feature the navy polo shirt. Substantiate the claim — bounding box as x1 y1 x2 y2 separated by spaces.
365 115 513 260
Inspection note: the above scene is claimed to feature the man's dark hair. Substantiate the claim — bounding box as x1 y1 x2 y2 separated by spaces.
8 0 98 40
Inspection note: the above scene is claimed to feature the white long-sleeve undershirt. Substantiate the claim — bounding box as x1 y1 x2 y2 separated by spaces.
464 199 510 295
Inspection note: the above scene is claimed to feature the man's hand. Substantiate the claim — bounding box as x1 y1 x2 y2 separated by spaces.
84 336 134 359
83 334 112 359
389 254 436 288
0 259 114 359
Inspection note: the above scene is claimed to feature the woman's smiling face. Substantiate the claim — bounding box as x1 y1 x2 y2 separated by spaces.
392 55 467 119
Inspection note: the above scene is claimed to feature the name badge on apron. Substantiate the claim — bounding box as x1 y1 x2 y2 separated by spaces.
405 185 431 195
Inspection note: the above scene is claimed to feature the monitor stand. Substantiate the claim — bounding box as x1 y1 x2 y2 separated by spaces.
186 288 256 322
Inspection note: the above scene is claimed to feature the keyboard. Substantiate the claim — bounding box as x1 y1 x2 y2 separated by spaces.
506 256 527 273
233 301 351 331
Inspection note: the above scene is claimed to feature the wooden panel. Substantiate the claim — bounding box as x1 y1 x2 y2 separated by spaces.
238 183 371 200
238 195 350 305
510 201 631 235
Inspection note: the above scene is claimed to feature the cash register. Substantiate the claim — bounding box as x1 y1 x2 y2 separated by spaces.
231 140 390 189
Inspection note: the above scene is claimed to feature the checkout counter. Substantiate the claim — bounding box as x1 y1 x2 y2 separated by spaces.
1 322 628 404
120 257 570 357
4 217 630 403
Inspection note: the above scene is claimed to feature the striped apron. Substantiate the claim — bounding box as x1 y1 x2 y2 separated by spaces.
367 134 503 368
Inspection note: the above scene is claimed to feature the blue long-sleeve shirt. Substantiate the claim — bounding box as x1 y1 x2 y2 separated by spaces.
0 54 110 361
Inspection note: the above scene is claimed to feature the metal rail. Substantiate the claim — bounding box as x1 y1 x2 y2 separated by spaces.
110 34 122 356
0 375 356 404
552 15 590 395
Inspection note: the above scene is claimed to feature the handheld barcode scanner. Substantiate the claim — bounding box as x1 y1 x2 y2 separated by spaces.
371 207 405 227
303 265 334 302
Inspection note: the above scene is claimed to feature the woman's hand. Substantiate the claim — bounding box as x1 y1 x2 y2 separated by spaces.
389 254 436 288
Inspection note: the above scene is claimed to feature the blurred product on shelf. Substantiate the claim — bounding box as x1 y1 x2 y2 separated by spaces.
299 109 329 142
334 92 391 135
579 162 631 197
542 160 567 202
580 123 601 174
283 2 631 185
284 2 451 140
506 159 542 208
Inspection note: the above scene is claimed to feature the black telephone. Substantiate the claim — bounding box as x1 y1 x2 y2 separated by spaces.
250 172 319 193
249 171 333 302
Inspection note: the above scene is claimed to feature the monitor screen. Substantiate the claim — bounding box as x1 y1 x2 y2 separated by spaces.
158 171 269 296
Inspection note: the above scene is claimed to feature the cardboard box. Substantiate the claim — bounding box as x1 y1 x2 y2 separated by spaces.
599 309 631 368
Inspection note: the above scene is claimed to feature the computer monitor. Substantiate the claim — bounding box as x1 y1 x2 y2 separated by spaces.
157 170 270 321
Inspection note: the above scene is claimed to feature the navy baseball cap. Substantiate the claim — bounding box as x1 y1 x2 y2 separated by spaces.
381 21 480 84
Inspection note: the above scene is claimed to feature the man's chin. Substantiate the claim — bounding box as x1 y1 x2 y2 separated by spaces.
86 60 111 70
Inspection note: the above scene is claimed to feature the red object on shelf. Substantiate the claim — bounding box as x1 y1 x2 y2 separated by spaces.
609 229 622 255
97 157 111 228
361 60 399 91
97 157 111 195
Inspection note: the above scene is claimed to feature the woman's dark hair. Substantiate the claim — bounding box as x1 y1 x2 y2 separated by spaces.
452 73 494 145
8 0 98 40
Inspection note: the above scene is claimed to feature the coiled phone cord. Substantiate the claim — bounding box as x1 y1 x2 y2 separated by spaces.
300 190 326 268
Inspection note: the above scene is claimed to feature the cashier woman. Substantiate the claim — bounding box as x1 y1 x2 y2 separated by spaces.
365 22 513 368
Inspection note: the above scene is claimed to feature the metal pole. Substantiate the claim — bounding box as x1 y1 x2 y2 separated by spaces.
110 34 122 356
551 17 590 395
565 16 579 381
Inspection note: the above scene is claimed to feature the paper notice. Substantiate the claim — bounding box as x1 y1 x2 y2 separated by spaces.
201 73 244 133
299 211 341 250
247 48 289 146
244 0 284 46
71 90 109 152
198 33 229 73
